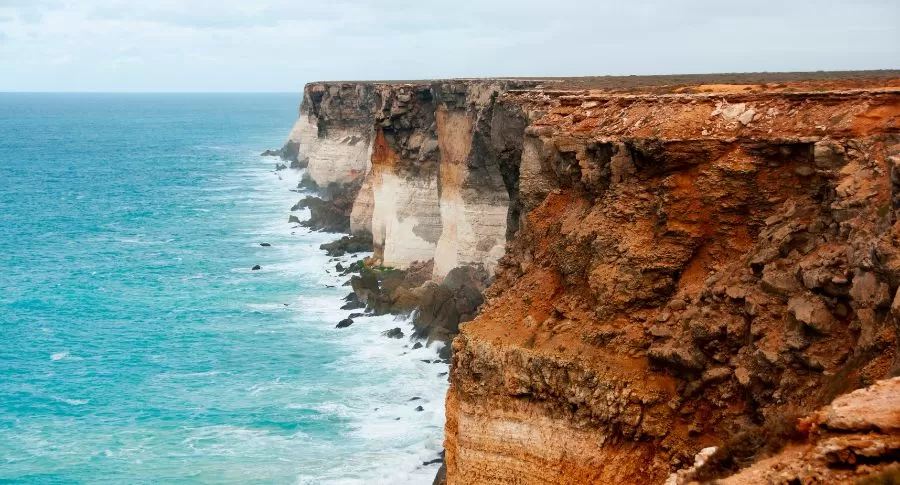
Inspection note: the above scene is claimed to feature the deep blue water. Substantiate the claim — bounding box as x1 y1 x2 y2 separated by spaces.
0 94 447 484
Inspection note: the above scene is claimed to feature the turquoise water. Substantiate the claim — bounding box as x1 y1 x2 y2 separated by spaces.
0 94 447 484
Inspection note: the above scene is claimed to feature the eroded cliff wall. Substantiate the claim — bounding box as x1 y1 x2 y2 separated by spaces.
446 86 900 484
294 79 538 280
283 74 900 484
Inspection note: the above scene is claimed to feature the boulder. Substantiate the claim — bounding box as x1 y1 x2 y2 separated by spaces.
340 293 365 311
251 265 262 271
336 318 353 329
738 109 756 125
816 377 900 433
761 264 803 297
382 327 404 339
648 344 705 372
320 235 373 257
412 265 488 342
813 140 846 169
787 294 837 334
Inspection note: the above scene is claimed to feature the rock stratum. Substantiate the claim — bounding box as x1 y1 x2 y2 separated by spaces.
281 72 900 484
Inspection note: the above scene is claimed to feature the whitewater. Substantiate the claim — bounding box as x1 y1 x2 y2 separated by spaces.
0 93 447 484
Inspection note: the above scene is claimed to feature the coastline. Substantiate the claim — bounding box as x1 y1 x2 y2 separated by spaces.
259 157 449 483
0 93 460 483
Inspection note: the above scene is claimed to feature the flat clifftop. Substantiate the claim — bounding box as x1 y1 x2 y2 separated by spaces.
307 69 900 92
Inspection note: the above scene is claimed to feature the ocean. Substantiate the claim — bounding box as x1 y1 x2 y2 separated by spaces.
0 93 448 484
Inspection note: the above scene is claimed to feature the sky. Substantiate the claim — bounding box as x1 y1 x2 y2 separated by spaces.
0 0 897 92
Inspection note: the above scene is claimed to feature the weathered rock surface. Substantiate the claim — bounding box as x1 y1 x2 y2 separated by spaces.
445 84 900 484
261 141 305 167
291 79 541 276
319 234 373 257
711 378 900 484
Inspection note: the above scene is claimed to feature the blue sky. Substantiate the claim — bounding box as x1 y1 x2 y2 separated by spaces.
0 0 897 92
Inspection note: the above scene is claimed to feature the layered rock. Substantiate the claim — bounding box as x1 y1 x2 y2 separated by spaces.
291 83 376 188
280 74 900 484
291 79 539 279
445 86 900 484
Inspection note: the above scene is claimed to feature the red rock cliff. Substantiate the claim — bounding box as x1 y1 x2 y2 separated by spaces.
445 80 900 484
283 73 900 484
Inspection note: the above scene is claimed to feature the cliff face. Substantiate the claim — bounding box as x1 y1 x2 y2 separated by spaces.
295 79 537 280
284 74 900 484
446 87 900 484
287 83 376 188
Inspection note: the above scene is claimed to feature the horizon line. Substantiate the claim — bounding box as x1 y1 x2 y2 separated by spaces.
0 91 303 94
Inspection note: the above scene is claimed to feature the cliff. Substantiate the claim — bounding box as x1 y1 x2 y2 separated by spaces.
281 72 900 484
286 79 538 277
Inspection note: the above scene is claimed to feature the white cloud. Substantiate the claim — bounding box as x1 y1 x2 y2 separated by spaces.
0 0 897 91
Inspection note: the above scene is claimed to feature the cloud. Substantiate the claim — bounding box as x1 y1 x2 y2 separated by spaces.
85 0 342 29
0 0 61 23
0 0 897 91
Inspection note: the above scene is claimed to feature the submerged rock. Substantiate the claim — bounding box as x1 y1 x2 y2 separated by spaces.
340 292 365 310
382 327 404 339
320 234 373 257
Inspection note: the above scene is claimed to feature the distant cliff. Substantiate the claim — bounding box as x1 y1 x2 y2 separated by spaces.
285 80 539 277
281 73 900 484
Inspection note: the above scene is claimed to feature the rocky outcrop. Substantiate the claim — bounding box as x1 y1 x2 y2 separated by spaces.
710 377 900 484
261 142 305 167
280 74 900 484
